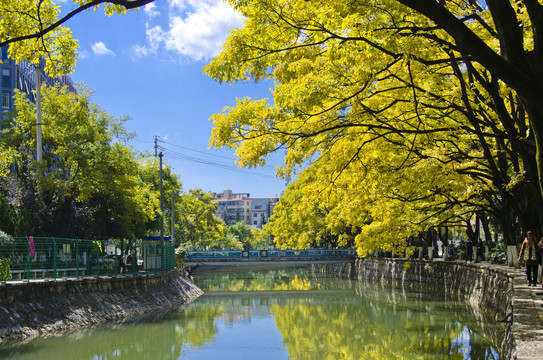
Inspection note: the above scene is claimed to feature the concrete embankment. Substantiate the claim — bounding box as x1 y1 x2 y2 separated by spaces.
0 269 202 343
311 258 543 360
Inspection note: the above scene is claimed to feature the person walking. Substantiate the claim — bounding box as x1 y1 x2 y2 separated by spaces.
537 238 543 289
518 231 539 286
466 239 473 262
476 239 484 262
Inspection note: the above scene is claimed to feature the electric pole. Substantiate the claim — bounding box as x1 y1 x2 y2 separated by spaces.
159 151 164 241
36 64 42 162
171 189 175 245
154 135 158 159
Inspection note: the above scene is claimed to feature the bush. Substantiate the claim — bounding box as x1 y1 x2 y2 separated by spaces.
490 241 507 264
175 247 188 268
0 258 11 282
0 230 14 245
445 243 458 261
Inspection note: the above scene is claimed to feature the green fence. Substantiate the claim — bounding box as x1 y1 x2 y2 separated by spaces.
0 237 175 282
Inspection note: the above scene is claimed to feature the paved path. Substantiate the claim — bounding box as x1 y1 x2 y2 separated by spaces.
457 261 543 360
505 264 543 360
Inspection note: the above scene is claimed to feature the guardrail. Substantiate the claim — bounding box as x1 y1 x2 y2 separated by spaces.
0 237 175 282
185 249 356 261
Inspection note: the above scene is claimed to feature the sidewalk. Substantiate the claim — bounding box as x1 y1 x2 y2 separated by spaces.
462 261 543 360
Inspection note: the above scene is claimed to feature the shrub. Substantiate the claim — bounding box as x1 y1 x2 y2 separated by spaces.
0 258 11 282
490 241 507 264
175 247 188 268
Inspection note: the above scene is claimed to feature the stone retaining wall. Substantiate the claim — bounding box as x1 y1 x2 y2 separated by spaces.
0 270 202 343
311 258 543 360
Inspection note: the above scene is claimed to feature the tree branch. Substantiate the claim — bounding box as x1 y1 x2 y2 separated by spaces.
0 0 155 48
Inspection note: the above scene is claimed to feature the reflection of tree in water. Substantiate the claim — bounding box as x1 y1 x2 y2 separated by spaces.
0 306 223 360
195 268 321 292
269 286 502 360
174 305 223 349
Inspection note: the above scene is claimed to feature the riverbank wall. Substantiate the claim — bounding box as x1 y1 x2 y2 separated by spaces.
311 258 543 360
0 269 203 343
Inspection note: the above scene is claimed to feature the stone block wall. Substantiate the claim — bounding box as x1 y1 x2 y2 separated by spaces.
0 270 202 343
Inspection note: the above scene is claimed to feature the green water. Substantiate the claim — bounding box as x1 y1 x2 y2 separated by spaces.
0 266 503 359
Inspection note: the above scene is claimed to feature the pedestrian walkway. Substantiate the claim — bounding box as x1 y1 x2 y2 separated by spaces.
466 261 543 360
508 266 543 360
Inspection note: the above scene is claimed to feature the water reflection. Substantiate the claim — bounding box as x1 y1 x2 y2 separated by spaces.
0 267 502 359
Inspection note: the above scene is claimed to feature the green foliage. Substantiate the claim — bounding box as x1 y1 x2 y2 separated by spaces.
0 258 11 282
454 241 469 262
137 158 182 238
226 221 265 250
490 242 507 264
175 247 187 268
0 84 159 239
0 230 14 245
176 189 226 249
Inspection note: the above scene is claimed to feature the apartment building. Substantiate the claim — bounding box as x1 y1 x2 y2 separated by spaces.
211 189 280 228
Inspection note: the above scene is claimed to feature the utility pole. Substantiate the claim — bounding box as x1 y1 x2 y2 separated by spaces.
171 189 175 245
159 151 164 241
154 135 158 159
36 64 42 162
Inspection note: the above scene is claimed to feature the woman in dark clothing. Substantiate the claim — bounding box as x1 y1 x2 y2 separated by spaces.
537 238 543 289
476 239 484 262
466 239 473 262
518 231 539 286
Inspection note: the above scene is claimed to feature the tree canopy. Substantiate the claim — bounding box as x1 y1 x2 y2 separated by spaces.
0 0 154 77
176 189 227 249
205 0 543 253
0 84 158 238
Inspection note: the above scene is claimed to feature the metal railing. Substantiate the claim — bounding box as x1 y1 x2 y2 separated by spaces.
0 237 175 282
185 249 356 261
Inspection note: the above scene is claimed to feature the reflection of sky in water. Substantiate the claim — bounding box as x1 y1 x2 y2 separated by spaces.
0 267 503 360
180 316 288 360
454 325 500 360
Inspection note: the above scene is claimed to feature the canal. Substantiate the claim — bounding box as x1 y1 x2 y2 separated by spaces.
0 265 503 359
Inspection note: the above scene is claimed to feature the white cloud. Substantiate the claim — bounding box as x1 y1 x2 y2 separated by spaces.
144 3 160 18
91 41 115 56
133 0 243 61
78 49 90 59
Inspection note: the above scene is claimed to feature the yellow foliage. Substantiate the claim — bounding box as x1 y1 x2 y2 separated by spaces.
206 0 530 254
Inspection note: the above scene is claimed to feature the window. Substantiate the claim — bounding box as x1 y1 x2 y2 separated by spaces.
253 213 257 217
1 47 8 63
2 68 10 87
253 221 258 225
2 91 9 109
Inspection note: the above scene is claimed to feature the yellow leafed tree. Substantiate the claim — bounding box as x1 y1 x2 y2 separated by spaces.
206 0 541 251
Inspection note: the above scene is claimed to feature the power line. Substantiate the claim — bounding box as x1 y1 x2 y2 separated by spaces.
135 136 281 179
158 139 235 160
165 150 278 179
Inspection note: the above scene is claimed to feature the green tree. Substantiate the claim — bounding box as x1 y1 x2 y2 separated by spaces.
227 221 256 250
0 84 158 238
176 189 226 249
137 158 183 238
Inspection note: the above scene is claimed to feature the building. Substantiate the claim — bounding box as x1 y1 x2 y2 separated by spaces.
1 46 76 123
211 189 280 228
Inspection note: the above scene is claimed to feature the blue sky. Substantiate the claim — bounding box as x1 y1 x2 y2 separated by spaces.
56 0 287 198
